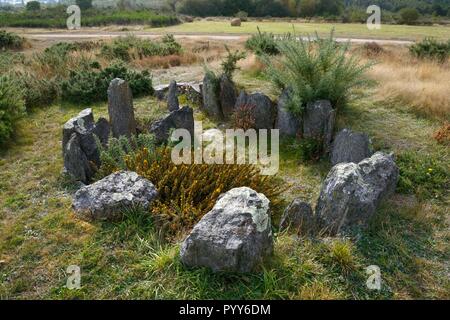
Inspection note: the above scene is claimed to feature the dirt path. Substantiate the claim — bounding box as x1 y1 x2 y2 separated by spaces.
19 31 414 45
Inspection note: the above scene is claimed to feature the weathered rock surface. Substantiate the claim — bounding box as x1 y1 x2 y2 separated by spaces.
279 199 315 234
275 89 301 137
303 100 336 153
315 152 399 235
235 92 276 129
331 128 373 165
219 74 237 121
62 109 110 183
180 187 273 272
72 171 158 221
202 72 223 120
149 106 195 144
107 78 136 138
167 80 179 112
155 82 202 106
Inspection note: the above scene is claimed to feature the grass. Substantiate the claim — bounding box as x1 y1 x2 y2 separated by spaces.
150 21 450 41
0 42 449 300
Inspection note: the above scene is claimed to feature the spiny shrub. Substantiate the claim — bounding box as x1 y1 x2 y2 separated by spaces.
409 38 450 63
245 27 279 56
231 103 256 130
100 35 182 62
121 147 285 236
297 136 324 161
61 61 153 104
0 30 25 50
263 31 373 115
0 76 25 145
221 45 246 80
96 133 157 178
397 150 449 199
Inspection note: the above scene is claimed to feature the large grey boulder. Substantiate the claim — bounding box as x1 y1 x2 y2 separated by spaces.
331 128 373 165
180 187 273 273
315 152 399 235
275 89 301 137
202 72 223 120
303 100 336 153
279 199 315 235
63 133 93 184
219 74 237 121
235 92 276 129
62 109 110 183
72 171 158 221
149 106 195 144
167 80 180 112
107 78 137 138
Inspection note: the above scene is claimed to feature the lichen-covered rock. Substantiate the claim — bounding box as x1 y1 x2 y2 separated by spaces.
149 106 194 144
219 74 237 120
167 80 179 112
202 72 223 120
63 133 93 184
303 100 336 153
331 128 373 165
72 171 158 221
235 92 276 129
180 187 273 273
315 152 399 235
279 199 315 235
107 78 136 138
275 89 301 137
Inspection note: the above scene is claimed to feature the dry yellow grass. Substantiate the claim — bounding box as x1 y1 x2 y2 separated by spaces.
367 47 450 121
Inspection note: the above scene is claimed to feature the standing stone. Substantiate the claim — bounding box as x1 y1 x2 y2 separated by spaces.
167 80 180 112
62 108 95 155
92 117 111 147
149 106 195 144
279 199 315 235
72 171 158 221
107 78 137 138
330 128 373 165
202 72 223 120
180 187 273 272
219 74 237 120
315 152 399 235
63 133 93 184
235 92 276 129
303 100 336 153
275 89 301 137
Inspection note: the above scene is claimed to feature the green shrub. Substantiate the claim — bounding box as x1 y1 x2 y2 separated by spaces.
61 61 153 104
220 45 246 80
0 30 25 50
262 30 372 115
397 150 449 199
245 27 280 56
399 7 420 25
0 76 25 146
26 1 41 12
14 72 59 110
409 38 450 63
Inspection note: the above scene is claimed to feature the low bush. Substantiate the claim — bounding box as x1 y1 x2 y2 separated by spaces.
61 61 153 104
14 72 59 110
0 76 25 146
397 150 449 199
220 45 246 80
0 30 25 50
409 38 450 63
263 31 372 115
245 28 280 56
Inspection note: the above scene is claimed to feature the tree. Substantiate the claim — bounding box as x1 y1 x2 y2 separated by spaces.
399 7 420 25
298 0 318 17
26 1 41 11
76 0 93 10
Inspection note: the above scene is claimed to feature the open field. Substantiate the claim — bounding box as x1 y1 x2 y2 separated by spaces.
0 32 449 299
150 20 450 41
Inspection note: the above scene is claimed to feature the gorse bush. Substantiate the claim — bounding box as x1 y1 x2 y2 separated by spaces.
14 72 59 109
245 28 280 56
0 76 25 146
409 38 450 63
61 61 153 104
0 30 25 50
220 45 246 80
100 35 182 62
263 31 373 114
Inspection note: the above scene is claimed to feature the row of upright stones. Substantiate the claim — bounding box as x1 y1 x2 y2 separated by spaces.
65 73 399 274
